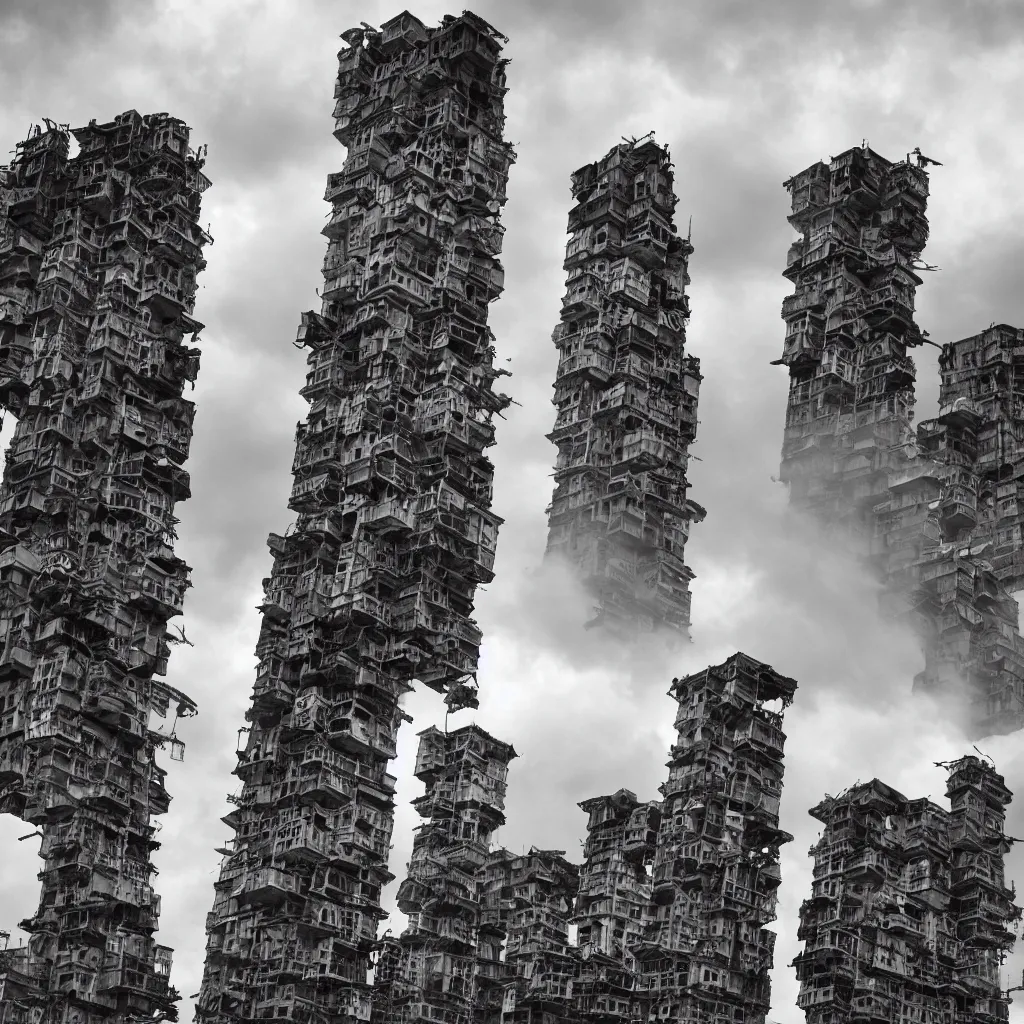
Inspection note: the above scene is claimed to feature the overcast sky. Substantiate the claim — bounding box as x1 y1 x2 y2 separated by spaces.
4 1 1024 1021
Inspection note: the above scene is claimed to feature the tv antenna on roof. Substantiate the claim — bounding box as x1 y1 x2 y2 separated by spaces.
621 131 656 148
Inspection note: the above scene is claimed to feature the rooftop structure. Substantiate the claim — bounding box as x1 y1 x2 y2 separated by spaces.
544 135 704 637
632 653 797 1024
194 11 516 1023
0 110 211 1023
794 755 1021 1022
775 145 1024 736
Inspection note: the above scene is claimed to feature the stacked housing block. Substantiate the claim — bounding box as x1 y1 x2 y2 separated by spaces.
572 789 660 1023
195 10 515 1024
631 654 797 1024
794 756 1021 1022
908 326 1024 732
498 848 580 1024
370 655 796 1023
776 144 929 530
776 145 1024 735
0 111 211 1023
544 137 704 636
372 724 515 1024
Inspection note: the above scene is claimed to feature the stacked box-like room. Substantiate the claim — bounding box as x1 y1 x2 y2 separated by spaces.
0 111 211 1024
632 654 796 1024
474 848 517 1024
544 136 704 636
794 756 1020 1022
373 725 515 1024
194 11 515 1024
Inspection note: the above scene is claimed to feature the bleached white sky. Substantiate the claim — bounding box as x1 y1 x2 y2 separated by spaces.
4 2 1024 1021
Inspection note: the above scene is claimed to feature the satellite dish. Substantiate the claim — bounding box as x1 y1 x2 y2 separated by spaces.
340 28 365 46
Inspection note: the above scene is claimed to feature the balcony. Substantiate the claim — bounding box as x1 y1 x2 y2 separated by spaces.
361 498 415 533
555 349 614 385
848 993 892 1019
844 849 885 880
297 767 356 807
273 822 329 863
881 911 923 936
327 707 398 760
140 276 188 317
239 867 302 906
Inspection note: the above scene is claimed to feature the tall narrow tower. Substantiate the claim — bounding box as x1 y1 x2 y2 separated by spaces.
632 653 797 1023
572 790 660 1023
774 146 1024 735
775 145 929 537
195 11 515 1023
372 725 516 1024
544 136 704 637
0 112 211 1024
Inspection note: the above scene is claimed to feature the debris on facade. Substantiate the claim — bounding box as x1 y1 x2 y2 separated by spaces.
0 110 211 1023
194 10 515 1023
794 755 1021 1022
544 135 705 637
632 653 797 1024
775 145 1024 736
372 724 516 1024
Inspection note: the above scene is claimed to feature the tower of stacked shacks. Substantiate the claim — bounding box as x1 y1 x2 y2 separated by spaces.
371 724 515 1024
909 326 1024 733
473 849 515 1024
794 755 1021 1022
544 136 704 636
0 111 211 1023
194 10 515 1024
631 653 797 1024
498 848 580 1024
571 789 661 1023
775 144 929 533
775 144 1024 736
